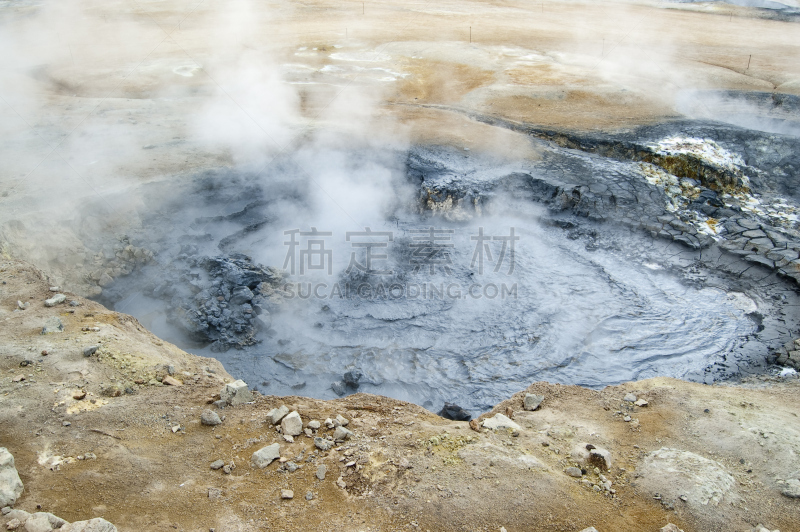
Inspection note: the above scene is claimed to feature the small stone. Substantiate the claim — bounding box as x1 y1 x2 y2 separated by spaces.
6 518 21 530
343 370 362 389
280 489 293 500
314 437 333 451
579 528 599 532
60 518 117 531
333 426 354 442
324 418 334 429
303 429 313 437
201 410 222 426
210 460 225 470
624 415 632 422
305 491 313 500
220 380 252 406
11 375 24 383
222 465 232 475
660 525 684 532
83 346 99 357
72 390 86 401
634 399 648 407
162 376 183 386
623 393 637 402
98 272 113 287
0 448 24 508
69 300 81 307
335 414 349 426
481 413 521 431
230 286 254 305
565 467 583 478
523 393 544 411
16 301 28 310
589 448 612 471
316 464 327 480
782 478 800 498
331 381 346 396
41 317 64 334
336 476 346 489
44 294 67 307
49 286 60 292
267 405 289 425
307 420 321 430
438 402 471 421
282 435 294 443
62 421 71 427
251 443 281 468
281 411 303 436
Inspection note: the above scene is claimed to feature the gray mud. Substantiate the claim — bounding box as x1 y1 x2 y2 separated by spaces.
92 114 800 413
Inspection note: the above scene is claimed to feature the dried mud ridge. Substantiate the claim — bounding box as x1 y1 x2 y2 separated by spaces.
1 258 800 531
410 103 800 284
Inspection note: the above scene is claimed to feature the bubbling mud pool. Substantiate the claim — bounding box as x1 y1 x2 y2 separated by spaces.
98 171 766 414
93 115 800 414
227 219 757 412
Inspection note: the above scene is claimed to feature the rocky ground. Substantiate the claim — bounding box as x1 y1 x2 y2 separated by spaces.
1 257 799 531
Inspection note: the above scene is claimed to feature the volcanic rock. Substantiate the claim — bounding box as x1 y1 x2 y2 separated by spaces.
438 402 471 421
0 448 23 508
281 411 303 436
201 410 222 426
221 380 252 405
481 414 520 431
523 393 544 411
251 444 280 468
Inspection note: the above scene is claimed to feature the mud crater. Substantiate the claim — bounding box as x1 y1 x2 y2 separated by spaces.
89 118 800 413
